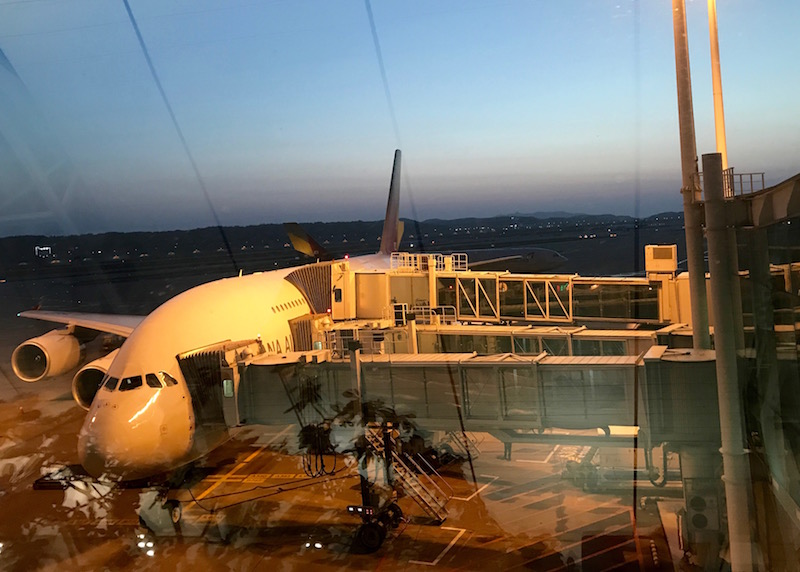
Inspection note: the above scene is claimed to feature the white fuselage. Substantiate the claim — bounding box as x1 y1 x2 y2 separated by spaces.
78 254 391 480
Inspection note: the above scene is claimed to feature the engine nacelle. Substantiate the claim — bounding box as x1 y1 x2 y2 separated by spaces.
72 349 119 410
11 329 83 383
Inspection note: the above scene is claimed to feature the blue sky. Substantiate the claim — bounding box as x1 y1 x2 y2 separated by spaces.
0 0 798 235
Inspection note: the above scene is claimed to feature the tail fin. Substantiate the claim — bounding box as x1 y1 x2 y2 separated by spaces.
284 222 333 261
378 149 402 255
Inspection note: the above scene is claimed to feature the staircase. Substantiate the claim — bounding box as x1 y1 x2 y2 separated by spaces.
442 430 482 460
364 425 450 523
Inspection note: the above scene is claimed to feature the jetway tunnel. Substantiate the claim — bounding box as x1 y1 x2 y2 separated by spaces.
236 346 723 448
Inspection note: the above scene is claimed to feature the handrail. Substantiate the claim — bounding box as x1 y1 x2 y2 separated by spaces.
416 453 455 497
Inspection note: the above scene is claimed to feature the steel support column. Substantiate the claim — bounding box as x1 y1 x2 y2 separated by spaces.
703 153 755 571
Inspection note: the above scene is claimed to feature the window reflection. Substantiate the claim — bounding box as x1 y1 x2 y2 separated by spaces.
118 375 143 391
145 373 162 388
102 376 119 391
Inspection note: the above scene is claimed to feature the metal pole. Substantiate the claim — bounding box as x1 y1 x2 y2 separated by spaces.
707 0 728 170
703 153 755 571
707 0 745 350
672 0 711 349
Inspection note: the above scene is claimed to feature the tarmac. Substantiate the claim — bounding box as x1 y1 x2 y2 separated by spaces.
0 274 683 571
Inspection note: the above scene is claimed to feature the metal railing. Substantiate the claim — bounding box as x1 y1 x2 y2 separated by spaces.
698 168 766 199
390 252 469 272
409 305 458 325
325 329 387 358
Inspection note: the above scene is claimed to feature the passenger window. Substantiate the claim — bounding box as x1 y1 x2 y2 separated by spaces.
159 371 178 386
103 376 119 391
146 373 163 388
118 375 143 391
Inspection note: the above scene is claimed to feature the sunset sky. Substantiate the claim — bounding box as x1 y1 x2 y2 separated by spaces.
1 0 797 235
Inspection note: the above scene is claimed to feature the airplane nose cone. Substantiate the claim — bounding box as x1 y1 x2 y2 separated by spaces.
78 440 107 479
78 391 193 481
78 409 133 480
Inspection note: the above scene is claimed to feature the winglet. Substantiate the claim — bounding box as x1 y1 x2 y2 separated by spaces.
379 149 402 255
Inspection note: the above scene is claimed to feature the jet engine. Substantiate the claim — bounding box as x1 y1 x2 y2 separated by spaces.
11 329 84 383
72 349 119 410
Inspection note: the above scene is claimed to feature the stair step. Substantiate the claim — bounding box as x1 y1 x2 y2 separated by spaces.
364 426 449 522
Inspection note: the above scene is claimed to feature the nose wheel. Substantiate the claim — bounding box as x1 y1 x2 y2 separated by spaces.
137 490 183 534
165 499 182 524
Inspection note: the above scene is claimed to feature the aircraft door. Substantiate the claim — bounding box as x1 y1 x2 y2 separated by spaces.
220 366 240 427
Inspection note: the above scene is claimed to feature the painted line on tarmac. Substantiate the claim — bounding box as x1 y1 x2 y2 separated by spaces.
452 475 498 501
515 444 559 464
409 527 466 566
186 424 293 511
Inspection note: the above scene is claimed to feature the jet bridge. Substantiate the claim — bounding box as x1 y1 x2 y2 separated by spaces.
315 248 684 330
236 346 720 448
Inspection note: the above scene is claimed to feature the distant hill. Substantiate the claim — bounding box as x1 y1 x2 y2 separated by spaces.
0 211 686 276
514 211 582 219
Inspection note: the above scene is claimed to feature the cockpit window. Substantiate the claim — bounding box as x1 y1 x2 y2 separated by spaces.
158 371 178 386
102 376 119 391
145 373 163 388
118 375 143 391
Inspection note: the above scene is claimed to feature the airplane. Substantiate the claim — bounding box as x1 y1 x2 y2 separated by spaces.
464 246 567 273
10 150 405 482
284 224 567 274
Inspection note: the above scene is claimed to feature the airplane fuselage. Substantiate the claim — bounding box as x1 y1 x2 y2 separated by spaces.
78 266 311 479
78 255 391 480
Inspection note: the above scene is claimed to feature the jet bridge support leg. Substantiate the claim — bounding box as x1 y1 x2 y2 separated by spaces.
347 345 403 552
350 424 404 552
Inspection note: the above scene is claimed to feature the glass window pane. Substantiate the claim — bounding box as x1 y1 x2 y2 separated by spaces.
458 278 476 317
542 337 569 356
159 371 178 386
501 367 539 420
463 367 497 418
118 375 142 391
500 280 524 317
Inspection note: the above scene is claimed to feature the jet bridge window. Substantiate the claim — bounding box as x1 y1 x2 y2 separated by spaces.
102 376 119 391
145 373 163 388
118 375 143 391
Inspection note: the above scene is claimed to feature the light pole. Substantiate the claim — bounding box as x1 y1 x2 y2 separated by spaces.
671 0 710 350
708 0 729 169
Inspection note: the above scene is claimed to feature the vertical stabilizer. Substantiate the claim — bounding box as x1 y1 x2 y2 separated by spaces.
283 222 332 260
379 149 402 255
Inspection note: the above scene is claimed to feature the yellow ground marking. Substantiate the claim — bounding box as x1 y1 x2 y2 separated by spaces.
185 424 293 511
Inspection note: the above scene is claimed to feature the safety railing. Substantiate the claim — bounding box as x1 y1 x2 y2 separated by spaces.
698 168 766 198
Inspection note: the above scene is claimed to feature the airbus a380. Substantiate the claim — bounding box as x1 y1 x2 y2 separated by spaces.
11 150 405 482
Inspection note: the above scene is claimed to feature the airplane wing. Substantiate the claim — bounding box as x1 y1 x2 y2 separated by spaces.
17 310 144 338
468 255 523 269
